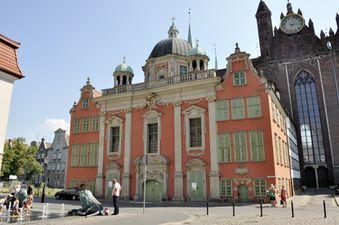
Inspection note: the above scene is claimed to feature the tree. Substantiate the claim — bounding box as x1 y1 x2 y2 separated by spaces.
1 138 43 181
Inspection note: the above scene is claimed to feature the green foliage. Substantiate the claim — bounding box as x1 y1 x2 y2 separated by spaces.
1 138 43 181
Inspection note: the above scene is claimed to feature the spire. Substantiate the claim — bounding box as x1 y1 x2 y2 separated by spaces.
123 56 126 63
287 0 293 14
86 77 91 85
329 28 334 36
297 8 303 16
188 8 193 47
308 19 314 33
256 0 271 17
214 44 218 70
280 12 284 20
168 17 179 38
336 13 339 29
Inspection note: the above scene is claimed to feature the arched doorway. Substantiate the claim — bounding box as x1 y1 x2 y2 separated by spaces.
304 167 316 188
317 166 329 188
186 158 206 201
238 184 249 202
143 180 162 202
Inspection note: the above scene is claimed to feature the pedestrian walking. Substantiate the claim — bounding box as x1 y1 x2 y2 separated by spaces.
112 179 122 215
267 184 278 207
280 185 288 208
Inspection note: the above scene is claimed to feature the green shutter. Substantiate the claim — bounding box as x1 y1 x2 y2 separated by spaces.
89 143 98 166
218 133 231 162
247 96 262 118
80 144 88 167
231 98 245 120
216 100 229 121
234 132 247 162
250 130 264 161
71 145 79 167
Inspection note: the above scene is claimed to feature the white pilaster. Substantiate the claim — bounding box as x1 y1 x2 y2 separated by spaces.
122 109 132 199
208 96 220 200
95 112 105 197
173 101 184 200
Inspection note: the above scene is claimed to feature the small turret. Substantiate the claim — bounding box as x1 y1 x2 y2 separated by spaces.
336 13 339 30
256 0 273 59
280 13 284 20
168 17 179 38
287 1 293 14
297 9 303 16
308 19 314 33
113 57 134 86
329 28 335 36
320 30 326 39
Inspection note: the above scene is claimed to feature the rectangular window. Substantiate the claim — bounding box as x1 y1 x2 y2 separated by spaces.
218 133 232 162
89 143 98 166
216 100 229 121
110 127 120 153
73 118 81 134
254 179 266 196
231 98 245 120
271 101 276 122
274 134 279 164
247 96 262 118
82 117 90 133
71 144 79 167
250 130 264 161
220 179 232 197
189 118 202 148
87 180 96 193
80 144 88 167
279 137 282 165
69 180 78 188
91 116 99 132
180 65 187 75
233 71 246 86
82 98 89 109
147 123 158 153
233 132 247 162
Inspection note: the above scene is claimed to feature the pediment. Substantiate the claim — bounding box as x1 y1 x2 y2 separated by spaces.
182 105 206 115
105 115 123 124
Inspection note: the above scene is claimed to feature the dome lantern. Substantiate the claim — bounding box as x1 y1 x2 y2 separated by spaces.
113 56 134 86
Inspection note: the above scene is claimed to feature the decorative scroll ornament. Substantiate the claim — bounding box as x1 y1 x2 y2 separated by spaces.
144 92 158 110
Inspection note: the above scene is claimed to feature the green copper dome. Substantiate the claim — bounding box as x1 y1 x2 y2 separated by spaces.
114 63 134 74
188 46 207 56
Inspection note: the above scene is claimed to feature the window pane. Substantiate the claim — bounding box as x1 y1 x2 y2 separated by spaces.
216 100 229 121
231 98 245 120
148 123 158 153
247 96 262 118
190 118 202 147
110 127 120 153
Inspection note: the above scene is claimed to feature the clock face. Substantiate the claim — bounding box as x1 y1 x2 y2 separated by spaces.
280 14 305 34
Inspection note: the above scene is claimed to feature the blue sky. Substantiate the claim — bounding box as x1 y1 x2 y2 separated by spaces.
2 0 338 143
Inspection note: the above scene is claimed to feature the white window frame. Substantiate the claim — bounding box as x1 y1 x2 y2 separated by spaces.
183 105 206 151
143 110 162 155
106 116 123 155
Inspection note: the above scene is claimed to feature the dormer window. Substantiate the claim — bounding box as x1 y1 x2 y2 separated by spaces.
233 71 247 86
82 98 89 109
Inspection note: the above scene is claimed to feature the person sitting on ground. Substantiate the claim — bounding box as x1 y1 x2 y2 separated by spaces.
68 184 103 216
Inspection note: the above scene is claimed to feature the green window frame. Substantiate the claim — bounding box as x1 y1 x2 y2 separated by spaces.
249 130 264 161
110 126 120 153
271 101 276 122
253 179 266 196
274 134 279 164
247 96 262 118
91 116 99 132
80 144 88 167
82 117 90 133
216 100 229 121
218 133 232 162
231 98 245 120
89 143 98 166
278 137 282 165
71 144 79 167
233 71 246 86
220 179 232 197
233 132 247 162
73 118 81 134
82 98 89 109
68 180 78 188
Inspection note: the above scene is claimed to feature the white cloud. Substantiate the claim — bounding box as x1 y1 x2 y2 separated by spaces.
38 118 70 142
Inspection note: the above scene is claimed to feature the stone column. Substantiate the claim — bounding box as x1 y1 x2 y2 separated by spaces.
314 165 319 189
122 109 132 199
173 101 184 200
95 112 105 198
207 96 220 200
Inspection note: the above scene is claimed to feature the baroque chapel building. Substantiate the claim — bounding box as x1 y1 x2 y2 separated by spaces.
67 20 293 202
254 1 339 188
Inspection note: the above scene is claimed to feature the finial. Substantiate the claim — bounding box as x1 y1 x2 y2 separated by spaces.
86 77 90 85
123 56 126 63
287 0 293 14
195 39 199 47
171 16 176 25
188 8 193 47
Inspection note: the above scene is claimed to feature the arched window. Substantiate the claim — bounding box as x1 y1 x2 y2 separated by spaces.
117 76 120 85
295 70 325 163
200 60 204 70
122 76 127 85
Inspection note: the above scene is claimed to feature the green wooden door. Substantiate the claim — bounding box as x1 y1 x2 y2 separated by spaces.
106 172 120 198
144 180 162 202
238 184 249 202
188 172 204 201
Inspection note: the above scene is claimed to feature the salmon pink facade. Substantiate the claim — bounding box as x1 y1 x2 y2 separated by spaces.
66 22 293 202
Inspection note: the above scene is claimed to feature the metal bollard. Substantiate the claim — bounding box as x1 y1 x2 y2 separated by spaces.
260 201 263 217
323 200 327 218
232 202 235 217
291 200 294 218
206 201 209 215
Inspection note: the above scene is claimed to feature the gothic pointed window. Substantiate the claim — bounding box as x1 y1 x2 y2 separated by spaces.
295 70 325 163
